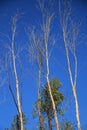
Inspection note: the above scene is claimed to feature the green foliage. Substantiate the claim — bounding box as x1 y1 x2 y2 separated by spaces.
60 119 74 130
41 78 64 119
10 113 28 130
32 78 64 129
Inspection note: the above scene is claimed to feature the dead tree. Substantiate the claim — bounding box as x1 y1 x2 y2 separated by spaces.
28 28 44 130
37 0 60 129
11 14 24 130
0 14 24 129
0 32 22 116
59 0 81 130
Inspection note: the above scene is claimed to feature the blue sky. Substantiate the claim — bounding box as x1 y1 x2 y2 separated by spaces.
0 0 87 129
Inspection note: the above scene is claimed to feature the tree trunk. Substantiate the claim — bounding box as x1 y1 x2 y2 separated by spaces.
64 36 81 130
48 114 52 130
46 75 59 130
11 17 24 130
72 85 81 130
12 49 24 130
45 41 59 130
38 70 43 130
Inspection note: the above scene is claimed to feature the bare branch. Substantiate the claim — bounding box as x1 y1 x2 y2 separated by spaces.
59 0 82 129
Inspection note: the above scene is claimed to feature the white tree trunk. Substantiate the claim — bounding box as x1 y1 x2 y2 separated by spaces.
72 85 81 130
45 41 59 130
12 51 24 130
46 75 59 130
64 34 81 130
11 17 24 130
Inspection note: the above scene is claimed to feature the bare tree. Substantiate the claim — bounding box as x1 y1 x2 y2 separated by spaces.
37 0 60 130
11 13 24 130
0 33 22 115
59 0 81 130
28 28 44 130
0 13 24 130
